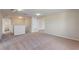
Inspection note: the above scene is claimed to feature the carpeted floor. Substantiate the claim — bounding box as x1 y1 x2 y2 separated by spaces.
0 32 79 50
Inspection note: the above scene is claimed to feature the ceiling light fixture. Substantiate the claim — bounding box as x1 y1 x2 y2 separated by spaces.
17 9 23 11
18 16 23 19
36 13 41 16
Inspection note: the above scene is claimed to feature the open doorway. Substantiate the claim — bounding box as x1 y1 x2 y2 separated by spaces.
2 16 13 39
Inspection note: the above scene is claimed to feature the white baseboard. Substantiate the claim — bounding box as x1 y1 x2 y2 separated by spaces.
44 32 79 41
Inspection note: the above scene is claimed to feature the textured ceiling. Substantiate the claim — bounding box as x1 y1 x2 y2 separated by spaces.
0 9 67 17
21 9 67 16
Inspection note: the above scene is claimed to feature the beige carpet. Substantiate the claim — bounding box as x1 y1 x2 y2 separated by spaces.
0 32 79 50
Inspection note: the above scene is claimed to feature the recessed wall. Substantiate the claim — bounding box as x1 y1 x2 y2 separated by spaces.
11 16 32 33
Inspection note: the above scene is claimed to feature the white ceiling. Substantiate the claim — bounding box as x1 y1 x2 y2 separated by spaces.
0 9 67 17
21 9 67 16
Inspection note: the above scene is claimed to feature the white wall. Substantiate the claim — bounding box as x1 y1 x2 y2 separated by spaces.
40 10 79 41
64 10 79 40
0 16 2 39
44 12 67 38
